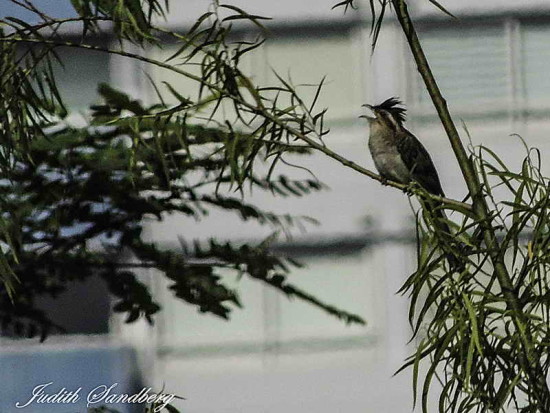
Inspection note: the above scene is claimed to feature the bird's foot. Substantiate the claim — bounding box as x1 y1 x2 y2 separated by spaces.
380 177 389 186
403 183 415 196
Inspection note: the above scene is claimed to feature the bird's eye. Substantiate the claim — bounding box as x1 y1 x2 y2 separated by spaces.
380 111 399 130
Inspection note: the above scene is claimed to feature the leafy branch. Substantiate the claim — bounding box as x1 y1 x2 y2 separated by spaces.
0 8 472 213
381 0 550 410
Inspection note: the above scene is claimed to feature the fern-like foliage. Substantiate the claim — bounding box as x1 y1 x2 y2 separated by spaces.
0 84 364 341
0 0 368 340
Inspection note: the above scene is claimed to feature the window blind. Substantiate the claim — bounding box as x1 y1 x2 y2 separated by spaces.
416 25 509 108
522 24 550 106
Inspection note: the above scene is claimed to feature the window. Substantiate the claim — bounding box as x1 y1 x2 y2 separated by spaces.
262 32 363 122
53 48 111 111
149 29 364 124
277 252 373 343
155 241 407 357
522 23 550 107
17 45 110 112
411 19 550 120
414 24 508 113
157 273 266 350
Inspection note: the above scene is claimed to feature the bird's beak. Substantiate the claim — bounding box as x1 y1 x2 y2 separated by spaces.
360 104 375 120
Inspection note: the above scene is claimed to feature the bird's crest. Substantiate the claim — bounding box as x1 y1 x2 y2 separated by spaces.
373 97 407 123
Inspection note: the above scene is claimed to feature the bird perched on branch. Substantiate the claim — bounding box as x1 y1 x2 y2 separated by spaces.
361 97 463 270
362 97 444 196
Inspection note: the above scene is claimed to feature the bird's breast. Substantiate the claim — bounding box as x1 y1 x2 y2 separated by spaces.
368 126 411 184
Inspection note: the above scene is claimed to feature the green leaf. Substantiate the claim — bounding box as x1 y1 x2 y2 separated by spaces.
427 0 456 18
462 293 483 356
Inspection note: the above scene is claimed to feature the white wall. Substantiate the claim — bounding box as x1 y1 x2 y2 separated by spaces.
411 0 550 17
160 0 550 29
161 0 362 29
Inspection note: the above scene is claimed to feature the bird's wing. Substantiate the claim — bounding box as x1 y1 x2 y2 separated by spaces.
396 129 445 197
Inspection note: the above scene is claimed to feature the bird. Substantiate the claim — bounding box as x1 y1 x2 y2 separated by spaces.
361 97 463 270
362 97 444 196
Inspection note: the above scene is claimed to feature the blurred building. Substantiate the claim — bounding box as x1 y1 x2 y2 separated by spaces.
3 0 550 412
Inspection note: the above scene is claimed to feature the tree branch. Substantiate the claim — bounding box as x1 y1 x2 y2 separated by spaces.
0 35 472 214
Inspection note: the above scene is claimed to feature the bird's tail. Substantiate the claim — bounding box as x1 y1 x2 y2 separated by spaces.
421 198 465 272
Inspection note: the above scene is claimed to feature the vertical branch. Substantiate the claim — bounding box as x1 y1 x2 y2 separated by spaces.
391 0 550 406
